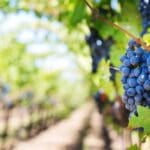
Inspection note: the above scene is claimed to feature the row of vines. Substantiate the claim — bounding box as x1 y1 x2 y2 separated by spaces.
0 0 150 150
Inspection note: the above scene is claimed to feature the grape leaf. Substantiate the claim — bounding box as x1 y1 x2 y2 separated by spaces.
127 144 140 150
69 0 86 26
143 33 150 45
129 106 150 134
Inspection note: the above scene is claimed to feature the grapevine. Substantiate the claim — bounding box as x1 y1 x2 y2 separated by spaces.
84 0 150 51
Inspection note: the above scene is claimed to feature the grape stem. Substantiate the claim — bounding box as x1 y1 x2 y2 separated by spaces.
84 0 150 51
110 66 119 72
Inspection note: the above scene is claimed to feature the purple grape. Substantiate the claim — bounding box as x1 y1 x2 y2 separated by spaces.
128 40 136 48
134 68 141 77
130 56 140 65
123 59 131 66
134 95 142 104
142 66 148 73
121 76 127 83
147 56 150 65
144 80 150 90
120 55 127 62
121 67 130 76
127 50 135 57
128 98 134 105
123 84 129 89
135 47 144 55
148 66 150 73
127 88 136 96
127 78 137 87
138 74 147 83
136 85 144 94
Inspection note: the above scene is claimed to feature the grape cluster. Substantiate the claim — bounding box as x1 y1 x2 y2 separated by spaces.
139 0 150 35
86 27 113 73
120 39 150 114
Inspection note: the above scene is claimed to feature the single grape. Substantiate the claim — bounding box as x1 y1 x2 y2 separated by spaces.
127 78 137 87
135 47 144 55
120 55 127 62
123 84 129 89
142 66 148 73
134 95 142 104
128 98 134 105
121 67 130 76
123 59 131 66
128 40 136 48
147 66 150 73
127 50 135 57
136 85 144 94
121 76 127 83
138 74 147 83
144 80 150 90
127 88 136 96
147 56 150 65
130 56 140 65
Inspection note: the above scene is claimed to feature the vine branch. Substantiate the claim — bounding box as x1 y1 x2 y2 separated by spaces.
84 0 150 51
110 66 119 72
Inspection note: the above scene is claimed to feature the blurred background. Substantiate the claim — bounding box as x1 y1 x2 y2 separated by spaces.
0 0 149 150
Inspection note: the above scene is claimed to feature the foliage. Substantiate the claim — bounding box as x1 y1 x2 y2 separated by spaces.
127 144 140 150
129 106 150 134
0 0 150 148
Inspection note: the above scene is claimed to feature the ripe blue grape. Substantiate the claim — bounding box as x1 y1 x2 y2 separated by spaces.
123 59 131 66
121 67 130 76
136 85 144 94
120 55 127 62
127 78 137 87
147 56 150 65
130 56 140 65
127 50 135 57
120 39 150 115
134 68 141 77
128 98 134 105
123 84 129 89
134 95 142 104
144 80 150 90
148 66 150 73
138 74 147 83
135 47 144 55
121 76 127 83
127 88 136 96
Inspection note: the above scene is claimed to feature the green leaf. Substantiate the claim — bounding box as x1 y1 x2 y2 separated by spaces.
129 106 150 134
143 32 150 45
69 0 86 26
127 144 140 150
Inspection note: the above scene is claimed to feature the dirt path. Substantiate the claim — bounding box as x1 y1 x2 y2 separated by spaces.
14 102 94 150
83 110 106 150
14 102 128 150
